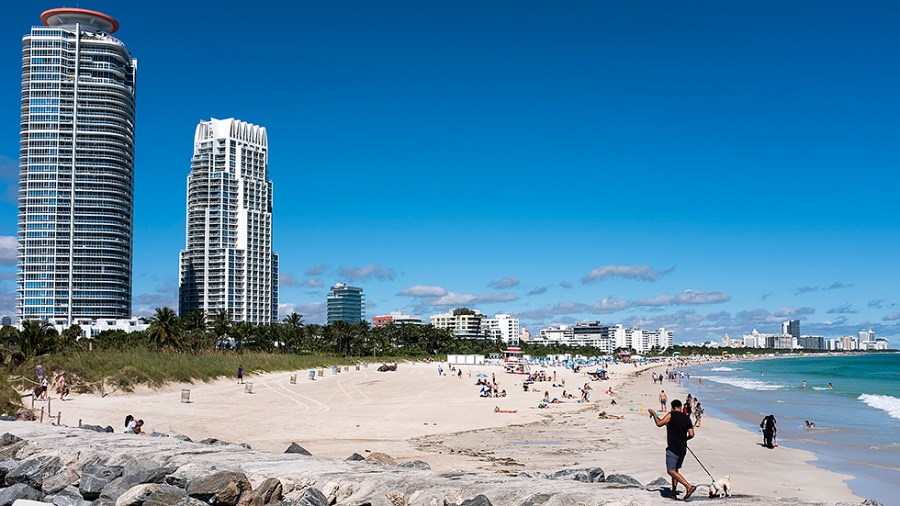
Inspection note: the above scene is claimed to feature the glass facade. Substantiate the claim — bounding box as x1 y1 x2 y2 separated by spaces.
17 11 137 324
326 283 365 324
179 118 278 324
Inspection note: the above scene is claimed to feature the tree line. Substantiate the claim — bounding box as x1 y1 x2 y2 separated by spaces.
0 307 513 360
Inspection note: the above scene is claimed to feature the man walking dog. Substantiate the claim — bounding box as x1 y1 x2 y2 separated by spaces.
649 399 697 501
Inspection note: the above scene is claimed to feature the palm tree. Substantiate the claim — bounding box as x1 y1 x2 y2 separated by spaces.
282 312 304 353
210 310 233 350
147 307 183 350
14 320 59 358
183 309 209 352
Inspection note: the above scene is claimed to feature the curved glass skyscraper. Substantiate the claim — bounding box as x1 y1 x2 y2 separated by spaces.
18 9 137 324
179 118 279 324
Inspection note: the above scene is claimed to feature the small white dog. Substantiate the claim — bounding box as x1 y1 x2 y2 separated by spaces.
708 475 733 498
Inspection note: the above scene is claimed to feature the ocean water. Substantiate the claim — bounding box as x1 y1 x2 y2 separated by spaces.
683 354 900 502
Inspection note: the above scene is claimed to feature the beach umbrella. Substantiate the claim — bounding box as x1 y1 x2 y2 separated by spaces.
476 373 488 378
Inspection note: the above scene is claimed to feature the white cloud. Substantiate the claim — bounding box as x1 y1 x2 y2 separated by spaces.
305 278 324 288
279 302 327 323
582 265 671 283
0 236 17 266
488 277 520 289
774 306 816 317
527 287 547 296
883 312 900 321
279 272 299 287
634 290 730 307
593 297 629 313
305 264 327 276
398 285 449 297
429 292 477 307
338 264 395 281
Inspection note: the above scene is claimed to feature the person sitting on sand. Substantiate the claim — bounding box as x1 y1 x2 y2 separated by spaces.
543 391 551 403
494 406 518 414
499 389 507 397
598 411 624 419
124 415 136 434
133 419 144 435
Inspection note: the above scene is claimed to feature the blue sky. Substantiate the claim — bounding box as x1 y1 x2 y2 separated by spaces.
1 1 898 343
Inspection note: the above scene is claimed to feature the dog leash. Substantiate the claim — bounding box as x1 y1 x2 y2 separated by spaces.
687 445 718 489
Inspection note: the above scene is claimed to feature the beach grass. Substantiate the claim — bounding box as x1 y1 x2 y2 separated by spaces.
7 350 417 395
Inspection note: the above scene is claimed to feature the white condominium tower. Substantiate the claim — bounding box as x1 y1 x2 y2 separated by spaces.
179 118 279 323
18 9 137 324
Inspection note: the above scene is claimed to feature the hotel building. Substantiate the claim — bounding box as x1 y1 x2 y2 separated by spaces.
17 8 137 324
179 118 278 323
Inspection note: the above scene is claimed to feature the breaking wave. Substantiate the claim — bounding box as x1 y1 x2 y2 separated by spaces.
710 367 736 372
858 394 900 420
700 376 786 391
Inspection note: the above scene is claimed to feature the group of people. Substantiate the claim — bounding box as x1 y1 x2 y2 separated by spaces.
33 366 69 401
124 415 145 434
659 389 703 428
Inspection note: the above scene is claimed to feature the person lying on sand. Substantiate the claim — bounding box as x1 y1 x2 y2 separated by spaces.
494 406 518 413
598 411 624 419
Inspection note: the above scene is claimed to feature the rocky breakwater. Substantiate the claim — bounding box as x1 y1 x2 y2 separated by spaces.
0 421 882 506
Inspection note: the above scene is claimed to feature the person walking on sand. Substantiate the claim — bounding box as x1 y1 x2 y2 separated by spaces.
648 400 697 501
659 390 668 411
237 365 243 384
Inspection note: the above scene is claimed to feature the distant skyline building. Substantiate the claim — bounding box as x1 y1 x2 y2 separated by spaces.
179 118 278 323
326 283 365 324
372 311 422 327
782 319 800 338
17 8 137 325
480 313 520 343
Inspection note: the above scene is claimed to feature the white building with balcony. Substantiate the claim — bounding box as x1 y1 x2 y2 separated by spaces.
179 118 278 323
17 8 137 325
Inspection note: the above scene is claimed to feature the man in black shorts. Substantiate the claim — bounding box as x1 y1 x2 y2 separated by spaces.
649 399 697 500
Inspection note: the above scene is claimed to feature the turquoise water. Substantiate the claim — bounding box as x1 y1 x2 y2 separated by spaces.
685 354 900 502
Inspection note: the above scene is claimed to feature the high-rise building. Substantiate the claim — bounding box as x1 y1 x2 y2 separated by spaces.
481 313 520 343
18 9 137 325
781 319 800 338
326 283 364 324
179 118 278 323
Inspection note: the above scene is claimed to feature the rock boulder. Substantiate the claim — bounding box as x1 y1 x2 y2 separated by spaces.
186 471 251 506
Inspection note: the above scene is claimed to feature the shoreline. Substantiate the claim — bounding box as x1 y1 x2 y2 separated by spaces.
682 354 898 503
15 358 864 504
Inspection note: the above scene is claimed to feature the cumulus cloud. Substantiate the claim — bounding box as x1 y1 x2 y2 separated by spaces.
305 278 324 288
515 300 592 320
774 306 816 317
278 302 327 323
634 290 731 307
398 285 449 297
133 281 179 316
0 236 17 266
279 272 298 287
338 264 395 282
488 277 519 289
305 264 327 276
883 312 900 321
582 265 672 284
796 282 852 295
426 291 518 307
826 303 857 315
527 287 547 296
593 297 629 313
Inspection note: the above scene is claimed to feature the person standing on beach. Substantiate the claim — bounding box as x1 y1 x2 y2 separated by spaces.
648 400 697 500
761 415 777 449
237 365 243 384
659 390 667 411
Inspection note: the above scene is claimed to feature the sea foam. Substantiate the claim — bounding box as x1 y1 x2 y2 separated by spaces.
710 367 735 372
858 394 900 420
700 376 785 391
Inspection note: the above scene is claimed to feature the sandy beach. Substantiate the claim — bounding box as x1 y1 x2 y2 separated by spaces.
34 359 861 503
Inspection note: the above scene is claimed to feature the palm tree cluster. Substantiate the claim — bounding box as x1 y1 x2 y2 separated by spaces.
0 308 504 358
